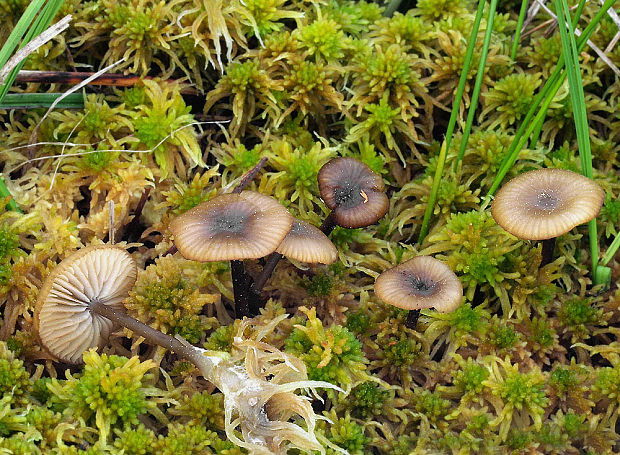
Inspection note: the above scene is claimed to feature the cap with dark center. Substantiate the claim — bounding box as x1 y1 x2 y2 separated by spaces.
34 245 138 364
374 256 462 313
491 168 605 240
276 219 338 264
170 191 294 262
318 157 389 228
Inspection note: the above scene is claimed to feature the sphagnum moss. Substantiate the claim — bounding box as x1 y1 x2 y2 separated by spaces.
1 0 619 453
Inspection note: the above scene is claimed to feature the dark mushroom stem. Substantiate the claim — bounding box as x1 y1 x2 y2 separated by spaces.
231 260 252 318
405 310 420 330
250 252 283 295
228 157 269 318
540 237 556 267
90 300 199 363
319 212 338 236
125 187 151 242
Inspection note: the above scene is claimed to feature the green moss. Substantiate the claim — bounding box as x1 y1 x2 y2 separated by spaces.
47 351 157 442
347 382 389 419
113 425 155 455
454 359 489 395
323 412 367 454
285 307 367 387
204 325 235 352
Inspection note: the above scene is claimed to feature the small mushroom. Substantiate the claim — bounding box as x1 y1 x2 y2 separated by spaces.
250 219 338 304
34 245 138 364
169 191 294 262
276 219 338 264
170 191 294 318
318 157 389 233
491 168 605 265
374 256 463 329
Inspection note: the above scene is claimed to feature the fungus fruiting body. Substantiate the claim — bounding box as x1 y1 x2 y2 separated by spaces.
169 190 293 317
169 191 294 262
374 256 463 328
250 219 338 302
34 244 138 364
491 168 605 265
318 157 389 234
275 219 338 264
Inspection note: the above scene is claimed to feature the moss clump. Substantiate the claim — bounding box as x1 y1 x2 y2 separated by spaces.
46 351 159 442
285 307 367 389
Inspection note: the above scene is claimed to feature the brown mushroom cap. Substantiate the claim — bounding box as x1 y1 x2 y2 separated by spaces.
34 245 137 364
374 256 463 313
318 157 389 228
491 168 605 240
170 191 294 262
275 219 338 264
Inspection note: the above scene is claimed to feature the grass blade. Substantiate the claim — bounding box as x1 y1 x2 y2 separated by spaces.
418 0 487 245
0 92 84 109
485 0 616 200
454 0 499 171
510 0 529 61
555 0 599 282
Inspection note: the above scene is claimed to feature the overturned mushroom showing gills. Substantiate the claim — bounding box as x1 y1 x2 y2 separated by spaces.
374 256 463 329
37 247 340 454
491 168 605 265
34 244 138 364
318 157 389 234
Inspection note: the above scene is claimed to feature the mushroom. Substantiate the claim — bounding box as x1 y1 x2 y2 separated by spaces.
374 256 463 329
491 168 605 266
275 219 338 264
249 219 338 308
34 244 138 364
317 157 389 234
169 190 294 318
169 191 294 262
34 247 339 454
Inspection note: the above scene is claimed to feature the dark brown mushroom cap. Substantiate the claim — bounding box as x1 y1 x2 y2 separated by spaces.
34 245 137 364
170 191 294 261
491 168 605 240
275 219 338 264
318 157 389 228
374 256 462 313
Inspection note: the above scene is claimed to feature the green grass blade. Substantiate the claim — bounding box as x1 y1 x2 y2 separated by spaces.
0 92 84 109
0 0 47 69
454 0 499 171
555 0 599 281
0 0 66 103
418 0 487 245
510 0 529 61
602 233 620 266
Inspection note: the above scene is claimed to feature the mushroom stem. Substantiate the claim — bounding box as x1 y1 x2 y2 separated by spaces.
320 212 337 236
405 310 420 329
250 252 283 296
89 300 197 362
540 237 556 267
231 157 269 194
231 260 251 318
163 245 178 256
125 187 151 242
